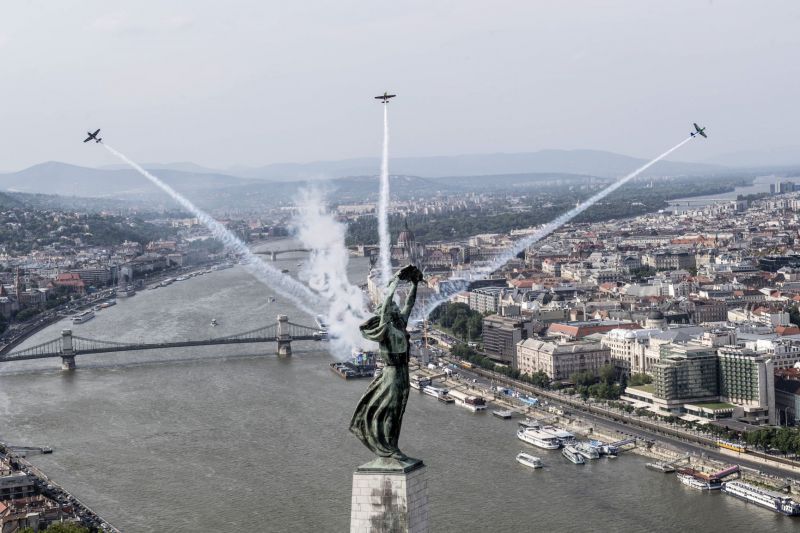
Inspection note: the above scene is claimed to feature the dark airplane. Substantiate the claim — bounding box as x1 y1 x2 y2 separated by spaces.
374 92 396 103
83 129 102 143
691 123 707 138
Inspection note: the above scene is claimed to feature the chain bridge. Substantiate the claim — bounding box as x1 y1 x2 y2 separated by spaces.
0 315 322 370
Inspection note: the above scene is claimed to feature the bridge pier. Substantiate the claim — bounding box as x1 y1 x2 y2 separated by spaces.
270 251 277 261
276 315 291 357
60 329 76 371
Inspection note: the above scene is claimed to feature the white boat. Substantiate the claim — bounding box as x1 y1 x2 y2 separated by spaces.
676 472 721 490
562 445 585 465
422 385 449 400
72 310 95 324
100 300 116 308
722 480 800 515
575 441 600 460
541 425 575 445
515 452 543 469
517 428 560 450
211 318 218 327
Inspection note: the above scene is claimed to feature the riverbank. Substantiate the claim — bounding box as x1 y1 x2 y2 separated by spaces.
1 442 120 532
418 360 800 488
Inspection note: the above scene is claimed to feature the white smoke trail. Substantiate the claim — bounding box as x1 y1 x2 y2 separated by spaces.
103 144 323 315
377 104 392 288
293 189 375 359
414 135 696 319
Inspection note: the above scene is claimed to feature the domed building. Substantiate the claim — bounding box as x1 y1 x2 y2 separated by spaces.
391 219 425 266
645 309 667 330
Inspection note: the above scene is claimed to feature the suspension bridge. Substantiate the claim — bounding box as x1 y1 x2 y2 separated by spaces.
0 315 323 370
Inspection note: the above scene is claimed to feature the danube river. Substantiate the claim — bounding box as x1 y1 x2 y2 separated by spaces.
0 253 796 532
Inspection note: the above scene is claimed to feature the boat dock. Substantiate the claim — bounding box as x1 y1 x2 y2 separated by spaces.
7 445 54 457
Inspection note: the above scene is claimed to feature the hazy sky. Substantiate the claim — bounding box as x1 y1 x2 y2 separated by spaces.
1 1 799 171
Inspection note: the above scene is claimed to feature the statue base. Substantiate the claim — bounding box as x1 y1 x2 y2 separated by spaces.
350 457 428 532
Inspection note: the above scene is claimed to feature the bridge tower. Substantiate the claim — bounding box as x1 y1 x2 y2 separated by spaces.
276 315 292 357
60 329 76 370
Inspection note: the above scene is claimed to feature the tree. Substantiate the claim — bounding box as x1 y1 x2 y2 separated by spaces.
40 522 89 533
629 373 653 386
599 364 616 385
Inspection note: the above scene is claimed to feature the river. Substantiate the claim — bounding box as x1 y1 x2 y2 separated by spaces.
668 175 800 213
0 252 796 532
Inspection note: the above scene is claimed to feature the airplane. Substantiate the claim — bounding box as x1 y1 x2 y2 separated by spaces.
690 123 707 138
374 92 396 103
83 129 102 143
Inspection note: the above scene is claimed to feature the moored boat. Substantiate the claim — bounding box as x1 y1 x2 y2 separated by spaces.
517 428 561 450
515 452 543 469
722 480 800 516
72 310 95 324
448 389 487 411
562 445 585 465
575 441 600 460
541 425 575 446
676 471 721 490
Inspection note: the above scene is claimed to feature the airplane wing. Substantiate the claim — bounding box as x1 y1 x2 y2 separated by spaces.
374 96 384 99
92 129 101 136
83 135 92 143
699 130 707 138
387 95 396 98
693 123 700 131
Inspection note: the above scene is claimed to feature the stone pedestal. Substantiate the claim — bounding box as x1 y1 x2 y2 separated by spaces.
350 457 428 533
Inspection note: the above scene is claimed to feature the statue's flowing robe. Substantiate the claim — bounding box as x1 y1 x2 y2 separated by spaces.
349 309 410 458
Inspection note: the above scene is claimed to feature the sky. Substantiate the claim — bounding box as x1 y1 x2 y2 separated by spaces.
1 1 799 172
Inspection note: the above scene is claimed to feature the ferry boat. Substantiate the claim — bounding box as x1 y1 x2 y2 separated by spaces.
562 445 586 465
72 310 95 324
575 441 600 460
410 375 432 390
210 318 218 327
676 472 721 490
722 480 800 516
422 385 450 401
515 452 543 469
541 426 575 445
517 428 561 450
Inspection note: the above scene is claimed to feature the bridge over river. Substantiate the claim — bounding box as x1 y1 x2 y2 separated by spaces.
0 315 323 370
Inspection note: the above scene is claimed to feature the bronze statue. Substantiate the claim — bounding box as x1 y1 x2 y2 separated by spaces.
350 265 423 463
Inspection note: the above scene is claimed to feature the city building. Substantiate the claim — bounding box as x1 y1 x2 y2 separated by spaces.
547 320 640 341
717 345 775 425
515 338 611 381
775 367 800 425
468 287 505 314
482 315 533 364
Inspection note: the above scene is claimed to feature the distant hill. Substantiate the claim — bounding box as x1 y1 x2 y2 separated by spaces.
228 149 727 181
0 162 254 198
